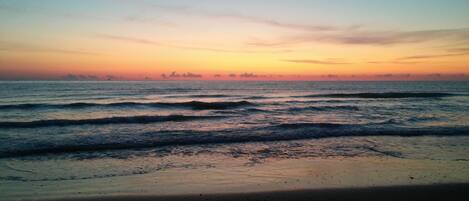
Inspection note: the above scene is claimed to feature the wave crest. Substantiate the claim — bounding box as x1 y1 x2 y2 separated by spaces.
0 101 254 110
0 115 226 128
288 105 359 112
3 125 469 158
298 92 455 99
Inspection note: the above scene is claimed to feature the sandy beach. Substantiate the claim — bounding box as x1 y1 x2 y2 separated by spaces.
42 183 469 201
3 153 469 201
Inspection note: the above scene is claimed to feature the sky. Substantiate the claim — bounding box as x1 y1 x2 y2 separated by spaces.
1 0 469 80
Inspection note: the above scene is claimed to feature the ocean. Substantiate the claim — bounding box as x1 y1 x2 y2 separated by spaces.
1 81 469 199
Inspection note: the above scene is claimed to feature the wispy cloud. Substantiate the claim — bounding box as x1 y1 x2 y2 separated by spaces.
110 2 469 48
368 46 469 64
283 59 352 65
113 0 469 52
116 0 347 32
94 33 234 52
0 41 100 56
247 28 469 47
397 53 469 60
245 38 298 48
0 3 173 27
367 61 423 65
0 3 106 21
196 11 344 32
95 34 162 46
95 33 292 53
447 47 469 53
122 15 175 27
328 28 469 45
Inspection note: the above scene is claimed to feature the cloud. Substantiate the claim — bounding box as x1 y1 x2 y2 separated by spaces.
397 53 468 60
322 74 339 78
117 0 346 32
181 72 202 78
283 59 352 65
61 74 121 81
161 72 202 79
0 41 100 56
0 3 173 28
239 73 258 78
246 28 469 47
448 47 469 53
197 12 343 32
376 74 395 78
245 40 293 47
367 61 423 65
322 28 469 45
0 3 107 21
6 1 469 49
95 33 291 53
94 34 162 46
61 74 99 81
144 2 469 48
121 15 176 27
105 75 118 80
369 47 469 64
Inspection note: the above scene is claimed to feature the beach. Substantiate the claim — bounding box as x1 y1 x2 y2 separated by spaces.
1 81 469 201
3 151 469 201
43 184 469 201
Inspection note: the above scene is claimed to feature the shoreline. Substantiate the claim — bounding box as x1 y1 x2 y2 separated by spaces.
37 183 469 201
3 151 469 201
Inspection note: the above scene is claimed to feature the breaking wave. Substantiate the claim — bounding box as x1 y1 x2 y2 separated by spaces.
288 105 360 112
2 124 469 158
297 92 456 99
0 115 227 128
0 101 254 110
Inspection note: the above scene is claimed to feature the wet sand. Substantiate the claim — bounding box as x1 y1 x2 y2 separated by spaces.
43 183 469 201
3 149 469 201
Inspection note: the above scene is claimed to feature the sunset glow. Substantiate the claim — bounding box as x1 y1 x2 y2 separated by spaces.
1 0 469 80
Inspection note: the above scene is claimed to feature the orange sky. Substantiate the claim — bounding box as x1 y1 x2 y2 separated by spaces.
1 0 469 80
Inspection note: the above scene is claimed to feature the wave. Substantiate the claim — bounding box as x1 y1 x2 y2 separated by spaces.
167 100 254 110
297 92 456 99
288 105 359 112
0 115 226 128
244 96 271 100
165 94 232 98
407 116 441 122
0 100 254 110
2 124 469 158
285 100 355 104
276 122 347 129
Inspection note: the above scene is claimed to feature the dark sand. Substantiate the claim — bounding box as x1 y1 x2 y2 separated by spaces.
42 183 468 201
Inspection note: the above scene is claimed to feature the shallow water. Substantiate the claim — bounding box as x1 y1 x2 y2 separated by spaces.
1 81 469 199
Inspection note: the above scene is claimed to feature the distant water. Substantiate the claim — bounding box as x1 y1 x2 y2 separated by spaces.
1 81 469 183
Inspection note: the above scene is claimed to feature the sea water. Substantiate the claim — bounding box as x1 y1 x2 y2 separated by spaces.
1 81 469 199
